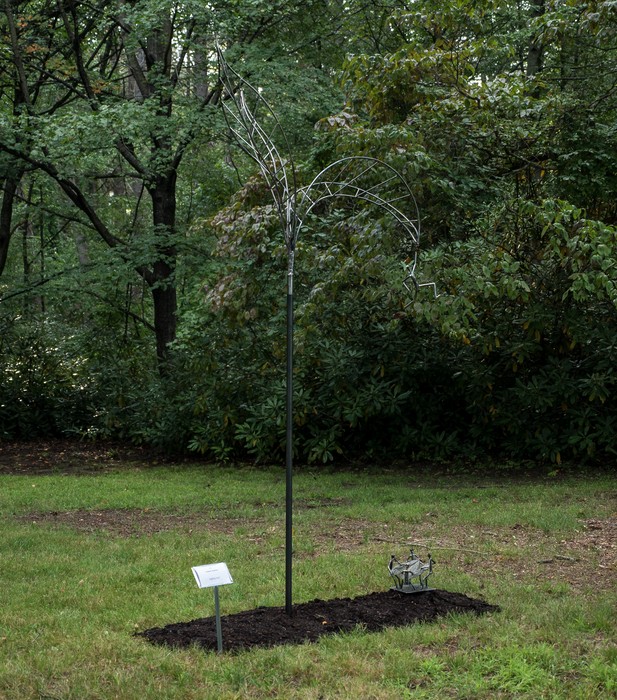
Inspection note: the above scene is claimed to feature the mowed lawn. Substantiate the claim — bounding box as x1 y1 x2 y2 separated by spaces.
0 451 615 699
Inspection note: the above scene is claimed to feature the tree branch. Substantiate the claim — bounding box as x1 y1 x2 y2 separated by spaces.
55 0 98 104
4 0 33 109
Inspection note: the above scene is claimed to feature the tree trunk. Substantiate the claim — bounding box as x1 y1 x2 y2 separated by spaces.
151 277 177 369
21 189 44 315
527 0 545 78
74 230 90 268
0 175 19 278
148 172 178 373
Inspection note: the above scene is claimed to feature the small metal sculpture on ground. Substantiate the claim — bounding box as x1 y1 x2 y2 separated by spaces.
389 549 435 593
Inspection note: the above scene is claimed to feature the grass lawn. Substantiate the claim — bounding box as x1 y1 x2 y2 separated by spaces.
0 447 615 699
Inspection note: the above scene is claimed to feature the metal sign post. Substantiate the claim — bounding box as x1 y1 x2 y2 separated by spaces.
192 562 233 653
213 586 223 653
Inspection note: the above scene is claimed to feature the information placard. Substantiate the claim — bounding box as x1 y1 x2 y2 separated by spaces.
191 562 233 589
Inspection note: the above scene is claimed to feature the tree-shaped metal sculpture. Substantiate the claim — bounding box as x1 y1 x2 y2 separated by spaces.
217 46 430 614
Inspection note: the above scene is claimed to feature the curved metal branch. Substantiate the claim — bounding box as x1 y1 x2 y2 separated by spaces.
296 156 420 253
216 45 297 247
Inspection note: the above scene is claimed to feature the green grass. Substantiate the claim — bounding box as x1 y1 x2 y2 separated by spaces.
1 460 615 699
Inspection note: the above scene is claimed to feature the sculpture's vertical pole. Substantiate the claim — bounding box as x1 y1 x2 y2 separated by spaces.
285 249 294 615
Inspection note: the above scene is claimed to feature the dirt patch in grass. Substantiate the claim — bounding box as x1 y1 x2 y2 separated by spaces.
296 496 352 509
495 518 617 591
138 589 499 653
15 508 267 538
560 517 617 588
0 439 158 474
308 519 393 553
14 508 617 593
401 519 617 593
12 508 436 556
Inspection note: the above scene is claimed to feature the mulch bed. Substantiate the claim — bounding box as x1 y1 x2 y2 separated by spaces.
138 589 499 653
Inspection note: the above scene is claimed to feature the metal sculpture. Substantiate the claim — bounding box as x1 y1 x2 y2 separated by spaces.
389 550 435 593
217 46 432 614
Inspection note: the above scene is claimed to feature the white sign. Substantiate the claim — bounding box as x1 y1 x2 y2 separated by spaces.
192 562 233 589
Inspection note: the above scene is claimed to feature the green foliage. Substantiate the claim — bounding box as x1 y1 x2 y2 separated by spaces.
412 198 617 463
294 0 617 464
2 0 617 465
0 320 95 440
161 177 470 463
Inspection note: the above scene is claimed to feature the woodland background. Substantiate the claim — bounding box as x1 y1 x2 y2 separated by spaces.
1 0 616 466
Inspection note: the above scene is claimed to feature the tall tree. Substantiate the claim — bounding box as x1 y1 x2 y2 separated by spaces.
0 0 351 369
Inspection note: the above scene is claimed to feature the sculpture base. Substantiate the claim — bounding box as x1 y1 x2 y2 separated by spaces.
391 585 436 594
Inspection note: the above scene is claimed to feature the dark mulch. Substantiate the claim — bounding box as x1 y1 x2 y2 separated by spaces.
138 589 499 653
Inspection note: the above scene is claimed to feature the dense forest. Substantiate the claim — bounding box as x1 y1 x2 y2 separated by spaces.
1 0 616 465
